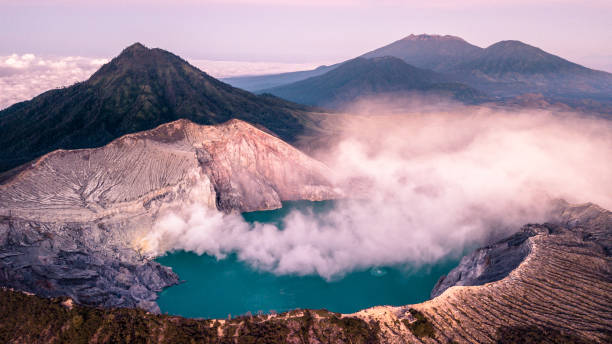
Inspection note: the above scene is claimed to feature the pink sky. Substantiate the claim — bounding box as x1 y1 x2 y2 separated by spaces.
1 0 611 71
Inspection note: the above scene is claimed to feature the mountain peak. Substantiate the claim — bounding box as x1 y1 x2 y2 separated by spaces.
478 40 572 64
264 56 485 108
361 34 483 71
452 39 599 89
0 43 316 172
119 42 149 56
88 42 195 86
485 40 540 52
110 42 177 67
402 34 467 42
125 42 147 50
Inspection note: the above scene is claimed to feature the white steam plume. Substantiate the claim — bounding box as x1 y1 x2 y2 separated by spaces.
143 106 612 280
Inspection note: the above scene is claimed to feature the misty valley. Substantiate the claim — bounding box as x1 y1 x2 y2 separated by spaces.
156 201 461 318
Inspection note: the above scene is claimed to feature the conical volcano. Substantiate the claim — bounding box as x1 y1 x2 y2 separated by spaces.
0 43 318 172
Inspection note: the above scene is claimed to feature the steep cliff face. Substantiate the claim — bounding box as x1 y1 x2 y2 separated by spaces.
430 202 612 298
355 202 612 343
0 118 338 219
0 119 339 312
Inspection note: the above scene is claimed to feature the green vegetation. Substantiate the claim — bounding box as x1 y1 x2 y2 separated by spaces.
0 288 219 343
0 43 321 173
329 315 380 343
235 318 290 344
0 289 381 343
403 308 436 339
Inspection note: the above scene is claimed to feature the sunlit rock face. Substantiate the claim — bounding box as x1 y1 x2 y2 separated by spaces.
430 202 612 298
0 119 339 312
351 202 612 343
184 118 339 212
0 118 337 219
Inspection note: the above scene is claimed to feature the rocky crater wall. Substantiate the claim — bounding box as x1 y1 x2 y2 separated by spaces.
0 203 609 343
0 119 340 312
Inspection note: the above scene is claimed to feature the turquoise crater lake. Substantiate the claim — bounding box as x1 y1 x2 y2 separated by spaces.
156 201 460 319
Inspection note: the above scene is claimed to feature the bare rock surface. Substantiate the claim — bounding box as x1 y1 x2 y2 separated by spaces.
430 201 612 298
0 119 339 312
350 202 612 343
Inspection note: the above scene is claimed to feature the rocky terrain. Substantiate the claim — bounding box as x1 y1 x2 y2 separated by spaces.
359 202 612 343
0 119 339 313
0 202 609 343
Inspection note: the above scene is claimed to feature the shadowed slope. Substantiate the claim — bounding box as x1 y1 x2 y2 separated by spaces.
264 57 486 108
453 40 612 98
223 34 482 92
0 43 323 172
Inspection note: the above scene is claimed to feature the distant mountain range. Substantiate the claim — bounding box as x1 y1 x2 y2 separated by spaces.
2 36 611 171
449 40 612 99
361 34 483 72
224 34 612 109
263 56 486 108
222 64 339 93
0 43 322 172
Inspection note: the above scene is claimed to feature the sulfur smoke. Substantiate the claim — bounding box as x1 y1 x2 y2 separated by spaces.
142 104 612 280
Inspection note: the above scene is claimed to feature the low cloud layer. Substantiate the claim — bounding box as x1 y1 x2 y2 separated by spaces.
142 106 612 279
0 54 108 110
190 59 321 78
0 53 319 110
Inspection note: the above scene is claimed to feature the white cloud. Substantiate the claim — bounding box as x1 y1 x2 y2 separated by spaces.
0 54 108 110
143 106 612 280
188 59 322 78
0 53 321 110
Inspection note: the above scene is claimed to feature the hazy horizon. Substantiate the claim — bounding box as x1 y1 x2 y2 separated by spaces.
2 29 612 110
2 0 612 109
1 0 611 72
